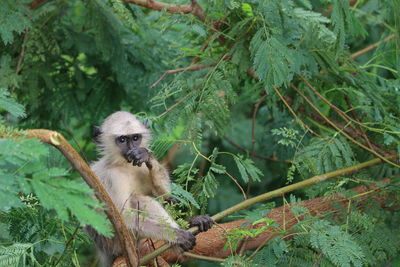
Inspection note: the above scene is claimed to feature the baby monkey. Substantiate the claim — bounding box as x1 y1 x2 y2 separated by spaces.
88 111 213 266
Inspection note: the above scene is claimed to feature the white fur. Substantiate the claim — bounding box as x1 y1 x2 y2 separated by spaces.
89 111 181 266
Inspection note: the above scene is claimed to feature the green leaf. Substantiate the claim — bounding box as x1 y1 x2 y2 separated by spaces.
0 243 32 267
234 156 263 183
310 220 365 267
0 173 23 209
0 1 31 45
0 88 25 118
210 163 226 174
171 183 200 209
250 33 295 88
31 176 112 237
202 172 219 198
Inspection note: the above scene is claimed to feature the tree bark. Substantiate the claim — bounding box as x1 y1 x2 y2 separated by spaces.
136 179 394 263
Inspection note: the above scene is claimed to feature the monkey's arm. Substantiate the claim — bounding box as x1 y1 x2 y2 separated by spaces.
148 157 171 197
127 196 195 252
125 147 171 197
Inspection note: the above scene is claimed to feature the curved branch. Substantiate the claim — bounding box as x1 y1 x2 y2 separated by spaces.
24 130 138 267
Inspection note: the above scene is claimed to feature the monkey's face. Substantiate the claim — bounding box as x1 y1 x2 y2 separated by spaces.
94 111 152 165
115 134 142 158
115 134 152 167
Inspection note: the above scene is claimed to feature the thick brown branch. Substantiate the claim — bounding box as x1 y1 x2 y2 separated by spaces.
151 180 395 262
139 155 396 263
122 0 205 21
24 130 138 267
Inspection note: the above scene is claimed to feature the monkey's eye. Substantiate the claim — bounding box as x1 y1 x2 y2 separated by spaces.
117 136 127 143
132 134 140 141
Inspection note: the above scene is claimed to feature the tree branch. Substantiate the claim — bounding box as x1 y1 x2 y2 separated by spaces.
141 179 396 262
21 130 139 267
140 155 397 263
122 0 205 21
150 63 214 88
350 34 395 59
291 84 400 169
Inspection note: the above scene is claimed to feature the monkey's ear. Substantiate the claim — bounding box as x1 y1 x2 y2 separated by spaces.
93 126 102 143
142 119 150 129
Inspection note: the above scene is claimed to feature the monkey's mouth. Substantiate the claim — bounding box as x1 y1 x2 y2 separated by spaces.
123 149 135 163
123 147 152 168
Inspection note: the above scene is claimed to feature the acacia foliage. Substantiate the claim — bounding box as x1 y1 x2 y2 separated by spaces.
0 0 400 266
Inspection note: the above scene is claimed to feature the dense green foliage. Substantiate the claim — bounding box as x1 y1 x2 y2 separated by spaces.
0 0 400 266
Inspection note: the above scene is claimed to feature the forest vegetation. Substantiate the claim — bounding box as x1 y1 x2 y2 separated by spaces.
0 0 399 266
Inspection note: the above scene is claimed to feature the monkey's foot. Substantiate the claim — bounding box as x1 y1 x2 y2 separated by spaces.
173 229 196 253
189 215 214 232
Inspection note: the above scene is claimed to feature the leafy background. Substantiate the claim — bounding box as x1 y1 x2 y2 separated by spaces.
0 0 400 266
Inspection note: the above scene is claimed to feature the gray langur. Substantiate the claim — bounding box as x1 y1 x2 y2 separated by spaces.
86 111 213 266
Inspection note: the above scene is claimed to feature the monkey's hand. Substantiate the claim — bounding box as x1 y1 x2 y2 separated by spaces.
173 229 196 253
125 147 151 168
189 215 214 232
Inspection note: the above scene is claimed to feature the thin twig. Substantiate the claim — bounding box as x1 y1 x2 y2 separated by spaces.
224 170 248 200
298 76 397 157
150 63 214 88
344 95 375 150
247 94 266 194
16 31 29 75
251 95 266 158
54 225 80 267
291 84 400 168
182 252 225 263
273 86 327 140
224 137 287 162
301 76 394 151
350 34 395 59
157 94 191 118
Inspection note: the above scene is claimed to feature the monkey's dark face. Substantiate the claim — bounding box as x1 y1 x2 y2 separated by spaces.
115 134 151 167
115 134 142 156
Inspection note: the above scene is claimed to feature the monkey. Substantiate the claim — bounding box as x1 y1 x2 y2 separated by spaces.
86 111 214 266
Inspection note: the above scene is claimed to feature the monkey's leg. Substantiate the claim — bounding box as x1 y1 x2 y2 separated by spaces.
125 196 195 252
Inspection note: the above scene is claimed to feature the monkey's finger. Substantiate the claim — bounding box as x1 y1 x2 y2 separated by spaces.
208 219 214 230
199 222 204 232
126 152 134 163
145 161 153 169
132 158 140 166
